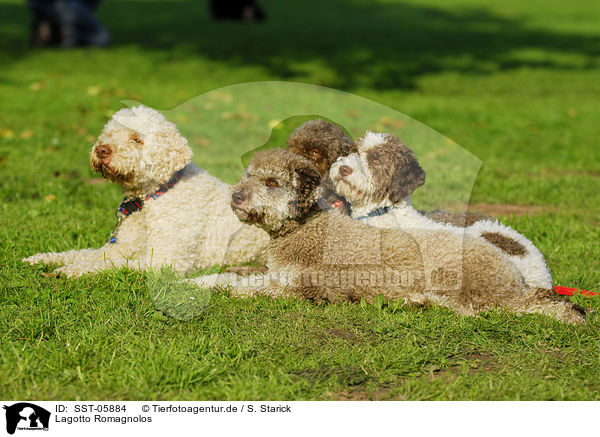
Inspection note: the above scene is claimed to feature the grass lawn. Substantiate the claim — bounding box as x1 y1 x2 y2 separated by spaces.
1 0 600 400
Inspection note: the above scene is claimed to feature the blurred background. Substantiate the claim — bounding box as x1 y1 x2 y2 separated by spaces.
2 0 600 401
2 0 599 238
0 0 598 229
1 0 598 163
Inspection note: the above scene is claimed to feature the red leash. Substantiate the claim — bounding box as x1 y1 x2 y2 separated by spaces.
554 286 600 298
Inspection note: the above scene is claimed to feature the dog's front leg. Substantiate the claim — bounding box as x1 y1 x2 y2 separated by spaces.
57 238 150 277
23 248 94 267
53 250 136 278
25 242 144 278
24 212 148 277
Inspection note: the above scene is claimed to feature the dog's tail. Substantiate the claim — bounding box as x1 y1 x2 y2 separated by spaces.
518 288 588 325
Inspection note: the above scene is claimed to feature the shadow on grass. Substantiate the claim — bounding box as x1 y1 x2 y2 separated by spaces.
1 0 599 88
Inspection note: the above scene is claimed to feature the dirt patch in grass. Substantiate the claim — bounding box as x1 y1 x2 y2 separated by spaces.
305 327 364 346
292 365 370 387
430 353 496 379
326 328 359 341
322 354 497 400
326 387 403 401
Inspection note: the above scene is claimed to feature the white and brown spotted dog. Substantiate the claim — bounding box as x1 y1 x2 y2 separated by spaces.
330 132 554 292
191 149 584 324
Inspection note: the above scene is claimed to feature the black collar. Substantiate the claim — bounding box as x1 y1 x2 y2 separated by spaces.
355 206 390 221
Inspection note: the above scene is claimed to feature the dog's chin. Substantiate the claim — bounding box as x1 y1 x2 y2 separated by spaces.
232 204 250 222
94 163 132 184
231 204 263 225
332 177 364 203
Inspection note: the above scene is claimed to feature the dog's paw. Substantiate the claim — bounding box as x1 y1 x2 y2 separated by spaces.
186 273 223 288
23 254 42 264
23 252 58 265
186 273 240 289
52 264 91 279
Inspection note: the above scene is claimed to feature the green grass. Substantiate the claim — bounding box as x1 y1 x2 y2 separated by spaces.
1 0 600 400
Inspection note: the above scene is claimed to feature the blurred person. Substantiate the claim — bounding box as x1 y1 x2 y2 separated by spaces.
28 0 110 48
209 0 265 21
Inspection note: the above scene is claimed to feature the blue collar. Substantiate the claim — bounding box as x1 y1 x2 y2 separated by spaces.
355 206 390 221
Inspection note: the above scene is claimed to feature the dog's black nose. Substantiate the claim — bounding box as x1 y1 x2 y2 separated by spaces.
95 144 112 159
232 191 246 205
339 165 353 177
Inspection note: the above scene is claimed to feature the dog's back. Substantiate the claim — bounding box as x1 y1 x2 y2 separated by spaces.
267 209 584 323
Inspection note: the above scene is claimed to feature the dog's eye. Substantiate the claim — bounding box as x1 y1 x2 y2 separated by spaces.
309 148 321 158
370 158 381 166
130 135 143 145
265 178 279 187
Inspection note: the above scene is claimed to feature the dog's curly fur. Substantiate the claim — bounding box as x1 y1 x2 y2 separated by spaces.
285 119 356 177
330 131 554 291
193 149 584 324
23 106 269 277
285 118 356 213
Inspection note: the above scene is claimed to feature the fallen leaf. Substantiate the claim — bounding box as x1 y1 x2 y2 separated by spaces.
192 134 210 147
86 85 101 96
84 178 106 186
378 116 393 127
29 81 45 91
568 108 577 118
20 130 34 139
239 110 257 121
44 194 56 202
0 128 14 139
377 117 405 129
41 271 59 278
86 135 96 143
212 92 232 103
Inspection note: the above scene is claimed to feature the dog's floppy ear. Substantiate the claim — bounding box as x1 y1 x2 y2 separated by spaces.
286 119 355 177
294 161 324 216
150 126 193 183
389 148 425 203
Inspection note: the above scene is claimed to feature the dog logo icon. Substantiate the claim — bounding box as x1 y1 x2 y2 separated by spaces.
3 403 50 435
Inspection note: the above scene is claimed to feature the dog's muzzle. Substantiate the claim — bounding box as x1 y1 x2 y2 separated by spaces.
95 144 112 159
232 190 246 205
338 165 353 177
231 202 264 225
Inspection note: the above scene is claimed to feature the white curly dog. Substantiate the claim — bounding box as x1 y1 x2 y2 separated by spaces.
23 106 269 277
